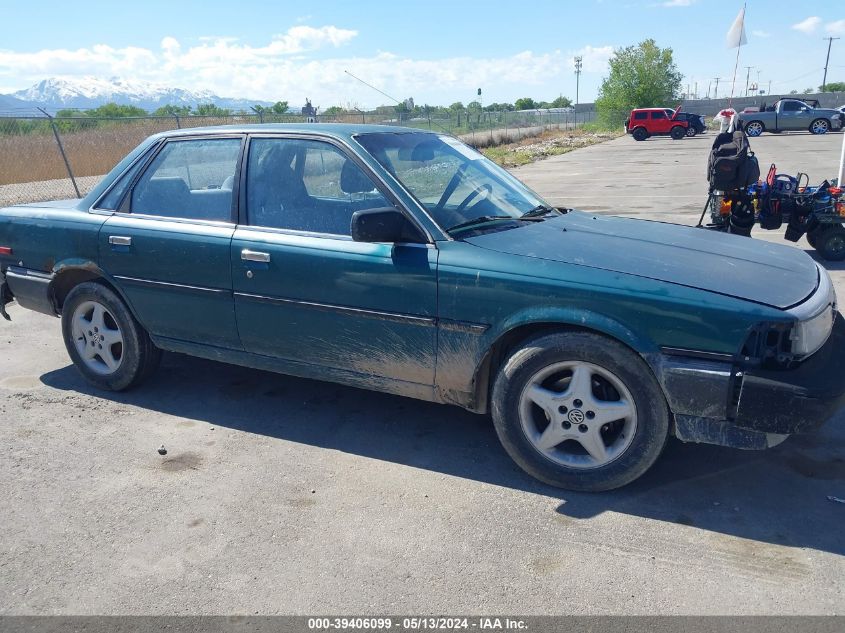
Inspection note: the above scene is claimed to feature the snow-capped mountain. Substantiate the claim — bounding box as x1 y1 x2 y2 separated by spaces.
3 77 272 113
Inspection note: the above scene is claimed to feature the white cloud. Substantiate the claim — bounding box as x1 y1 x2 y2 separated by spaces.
827 20 845 35
0 29 615 107
751 30 770 38
792 16 822 34
662 0 694 6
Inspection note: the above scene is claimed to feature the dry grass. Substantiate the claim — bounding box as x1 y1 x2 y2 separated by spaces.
481 129 623 168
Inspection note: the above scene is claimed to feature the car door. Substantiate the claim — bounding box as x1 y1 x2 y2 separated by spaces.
99 135 243 349
231 135 437 387
650 110 670 134
778 100 804 130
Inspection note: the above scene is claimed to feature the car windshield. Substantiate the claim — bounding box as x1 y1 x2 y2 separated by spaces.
355 132 554 234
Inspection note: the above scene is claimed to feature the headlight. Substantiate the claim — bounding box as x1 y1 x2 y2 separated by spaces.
791 305 834 356
789 264 836 359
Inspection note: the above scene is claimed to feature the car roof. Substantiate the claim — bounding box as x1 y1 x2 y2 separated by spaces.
151 122 438 141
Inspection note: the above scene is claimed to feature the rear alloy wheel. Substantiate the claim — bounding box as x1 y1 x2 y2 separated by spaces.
62 282 161 391
814 226 845 261
491 332 670 491
745 121 764 137
685 126 698 137
810 118 830 135
670 126 686 140
632 127 648 141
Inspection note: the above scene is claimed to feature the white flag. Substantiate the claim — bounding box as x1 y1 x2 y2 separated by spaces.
726 6 747 48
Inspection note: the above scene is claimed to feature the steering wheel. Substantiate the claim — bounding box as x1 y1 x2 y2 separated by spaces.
455 183 493 213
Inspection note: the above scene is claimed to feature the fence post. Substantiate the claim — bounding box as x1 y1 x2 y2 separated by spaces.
38 108 80 198
173 114 182 128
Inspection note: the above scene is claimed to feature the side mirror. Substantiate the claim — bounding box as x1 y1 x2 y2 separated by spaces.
351 207 423 243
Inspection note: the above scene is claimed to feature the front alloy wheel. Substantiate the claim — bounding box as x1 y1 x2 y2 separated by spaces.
810 119 830 135
519 361 636 469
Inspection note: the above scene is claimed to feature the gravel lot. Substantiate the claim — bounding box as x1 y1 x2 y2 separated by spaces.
1 131 844 615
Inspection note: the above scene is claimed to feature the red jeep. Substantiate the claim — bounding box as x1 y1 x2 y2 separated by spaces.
625 106 689 141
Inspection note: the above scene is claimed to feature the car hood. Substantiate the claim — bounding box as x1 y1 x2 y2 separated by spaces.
465 211 818 309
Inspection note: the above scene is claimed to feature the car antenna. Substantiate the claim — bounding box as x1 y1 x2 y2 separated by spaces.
343 70 454 136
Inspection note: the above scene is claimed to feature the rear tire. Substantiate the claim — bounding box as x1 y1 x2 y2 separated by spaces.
61 282 161 391
670 126 686 140
632 127 648 141
814 226 845 261
491 332 670 492
745 121 764 137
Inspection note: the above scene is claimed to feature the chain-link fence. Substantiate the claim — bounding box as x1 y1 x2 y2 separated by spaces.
0 108 596 207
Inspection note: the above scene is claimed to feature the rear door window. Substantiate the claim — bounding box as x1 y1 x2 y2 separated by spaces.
130 138 242 222
651 111 666 119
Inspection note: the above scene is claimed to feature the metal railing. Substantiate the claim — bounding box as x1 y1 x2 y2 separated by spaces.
0 109 596 207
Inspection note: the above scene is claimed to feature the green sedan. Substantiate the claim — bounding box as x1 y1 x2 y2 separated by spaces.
1 124 843 491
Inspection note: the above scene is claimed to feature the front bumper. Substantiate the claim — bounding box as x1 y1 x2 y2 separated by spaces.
733 313 845 435
658 314 845 449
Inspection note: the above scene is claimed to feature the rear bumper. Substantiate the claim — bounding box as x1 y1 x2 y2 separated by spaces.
2 266 55 317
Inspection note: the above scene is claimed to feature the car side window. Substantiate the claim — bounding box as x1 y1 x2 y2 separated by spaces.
130 138 241 222
633 112 648 120
246 138 388 236
651 111 666 120
782 101 800 112
97 146 157 211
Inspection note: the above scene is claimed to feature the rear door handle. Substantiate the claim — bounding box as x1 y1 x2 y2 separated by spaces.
241 249 271 263
108 236 132 246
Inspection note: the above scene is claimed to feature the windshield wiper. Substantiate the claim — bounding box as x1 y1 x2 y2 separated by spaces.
520 205 560 219
445 215 517 234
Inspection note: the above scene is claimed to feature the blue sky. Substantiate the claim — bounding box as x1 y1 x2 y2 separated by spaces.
1 0 842 106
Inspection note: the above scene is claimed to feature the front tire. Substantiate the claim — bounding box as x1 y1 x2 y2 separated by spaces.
685 126 697 137
745 121 764 137
491 332 670 491
670 126 686 140
810 118 830 135
61 282 161 391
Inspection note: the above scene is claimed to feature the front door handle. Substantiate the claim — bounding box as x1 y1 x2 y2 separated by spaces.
108 235 132 246
241 249 271 263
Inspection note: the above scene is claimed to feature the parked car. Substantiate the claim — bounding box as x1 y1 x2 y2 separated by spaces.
2 124 843 491
625 107 689 140
738 98 844 136
663 109 706 136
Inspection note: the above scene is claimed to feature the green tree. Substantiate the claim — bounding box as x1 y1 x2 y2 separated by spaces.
514 97 537 110
802 87 814 94
595 39 682 126
270 101 289 115
548 95 572 108
86 103 147 117
194 103 232 116
153 104 192 117
820 81 845 92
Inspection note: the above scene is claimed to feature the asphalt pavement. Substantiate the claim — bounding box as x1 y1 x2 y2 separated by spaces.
1 130 844 615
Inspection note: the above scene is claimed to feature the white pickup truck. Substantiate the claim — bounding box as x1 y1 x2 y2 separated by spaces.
738 98 843 136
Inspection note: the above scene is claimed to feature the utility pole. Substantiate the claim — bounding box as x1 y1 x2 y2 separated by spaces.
822 37 840 91
694 82 698 99
713 77 721 100
757 69 762 95
744 66 753 97
574 56 583 106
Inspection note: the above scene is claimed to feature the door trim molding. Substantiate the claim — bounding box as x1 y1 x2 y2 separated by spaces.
114 275 230 295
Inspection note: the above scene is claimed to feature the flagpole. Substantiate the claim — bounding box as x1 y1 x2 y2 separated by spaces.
728 2 746 108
